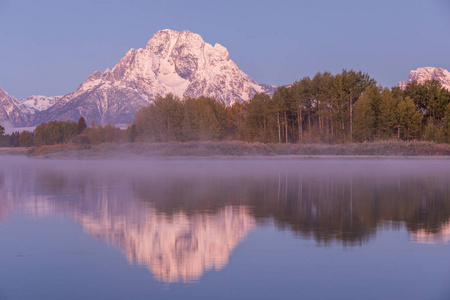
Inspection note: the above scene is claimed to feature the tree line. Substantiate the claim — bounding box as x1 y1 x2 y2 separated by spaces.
1 69 450 147
134 70 450 143
0 117 129 147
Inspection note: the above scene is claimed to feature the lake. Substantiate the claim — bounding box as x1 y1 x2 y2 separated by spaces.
0 156 449 299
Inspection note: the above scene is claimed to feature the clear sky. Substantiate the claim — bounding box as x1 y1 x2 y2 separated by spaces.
0 0 449 99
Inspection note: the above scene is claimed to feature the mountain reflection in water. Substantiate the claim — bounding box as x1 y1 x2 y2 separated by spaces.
1 157 450 283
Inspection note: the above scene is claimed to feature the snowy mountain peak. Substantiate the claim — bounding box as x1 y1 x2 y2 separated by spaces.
398 67 450 91
18 95 62 114
29 29 274 125
0 88 63 127
0 88 29 127
1 29 275 126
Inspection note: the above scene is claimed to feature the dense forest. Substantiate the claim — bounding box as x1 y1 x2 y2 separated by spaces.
1 69 450 147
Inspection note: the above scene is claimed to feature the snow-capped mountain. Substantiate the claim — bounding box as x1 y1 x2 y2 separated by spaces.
398 67 450 91
18 95 62 114
0 88 61 127
0 29 275 127
0 88 30 127
28 29 275 126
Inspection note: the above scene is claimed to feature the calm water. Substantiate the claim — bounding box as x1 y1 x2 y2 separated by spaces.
1 156 450 300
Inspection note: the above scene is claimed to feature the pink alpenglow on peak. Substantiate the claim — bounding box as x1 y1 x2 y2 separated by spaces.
0 29 275 127
398 67 450 91
33 29 274 126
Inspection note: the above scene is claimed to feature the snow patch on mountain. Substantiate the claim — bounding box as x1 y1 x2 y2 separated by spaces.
18 95 62 114
398 67 450 91
0 88 65 127
0 88 29 127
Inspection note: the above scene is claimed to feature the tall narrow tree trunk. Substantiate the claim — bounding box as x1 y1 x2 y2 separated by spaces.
308 110 311 133
319 113 322 135
167 117 170 140
277 112 281 143
298 108 302 143
349 99 353 141
285 111 288 143
331 116 334 138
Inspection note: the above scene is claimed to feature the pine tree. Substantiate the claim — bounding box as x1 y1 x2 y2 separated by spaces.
397 97 422 140
353 90 376 142
245 93 277 142
378 89 398 139
443 103 450 142
19 131 34 147
129 123 137 142
77 117 87 134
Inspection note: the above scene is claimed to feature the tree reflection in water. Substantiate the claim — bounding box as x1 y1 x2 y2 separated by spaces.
1 158 450 282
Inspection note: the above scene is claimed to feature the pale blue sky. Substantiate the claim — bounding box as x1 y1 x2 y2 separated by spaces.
0 0 449 98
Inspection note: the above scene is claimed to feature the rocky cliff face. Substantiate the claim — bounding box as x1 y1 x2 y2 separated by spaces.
18 95 62 114
398 67 450 90
0 88 30 127
0 88 62 127
9 29 273 126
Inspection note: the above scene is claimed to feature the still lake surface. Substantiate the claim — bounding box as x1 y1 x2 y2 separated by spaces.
0 156 450 300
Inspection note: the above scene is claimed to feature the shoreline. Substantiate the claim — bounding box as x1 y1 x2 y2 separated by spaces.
0 147 29 155
3 140 448 159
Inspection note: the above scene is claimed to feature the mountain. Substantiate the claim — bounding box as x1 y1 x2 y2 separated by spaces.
398 67 450 90
18 95 62 114
0 88 60 127
26 29 275 126
0 88 30 127
0 29 275 127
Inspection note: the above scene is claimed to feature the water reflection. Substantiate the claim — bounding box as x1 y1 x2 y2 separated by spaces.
76 205 254 283
410 222 450 244
1 157 450 282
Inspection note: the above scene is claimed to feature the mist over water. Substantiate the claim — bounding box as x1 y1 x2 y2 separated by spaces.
1 156 450 299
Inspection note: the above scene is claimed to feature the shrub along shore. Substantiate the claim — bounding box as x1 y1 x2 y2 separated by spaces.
25 140 450 158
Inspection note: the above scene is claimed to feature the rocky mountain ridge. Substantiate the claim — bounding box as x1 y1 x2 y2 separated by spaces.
1 29 275 127
398 67 450 91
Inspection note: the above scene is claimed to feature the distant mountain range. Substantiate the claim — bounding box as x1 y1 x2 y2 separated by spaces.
1 29 449 128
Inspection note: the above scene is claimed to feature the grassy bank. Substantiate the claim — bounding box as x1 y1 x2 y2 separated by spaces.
0 147 29 155
26 140 450 158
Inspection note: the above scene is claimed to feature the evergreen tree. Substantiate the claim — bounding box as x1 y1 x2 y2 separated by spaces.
353 90 376 142
225 102 248 140
329 70 376 141
135 93 184 142
404 80 450 125
245 93 277 142
129 123 137 142
77 117 87 134
19 131 34 147
182 97 227 141
9 132 20 147
397 97 422 140
443 103 450 142
378 89 398 139
272 86 292 143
